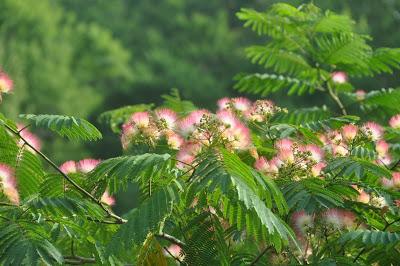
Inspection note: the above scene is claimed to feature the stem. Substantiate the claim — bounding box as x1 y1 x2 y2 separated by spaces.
155 233 186 247
64 256 96 265
327 85 347 115
249 246 272 265
2 123 127 224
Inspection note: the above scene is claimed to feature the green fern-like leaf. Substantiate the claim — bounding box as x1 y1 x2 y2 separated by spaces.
108 185 179 252
340 230 400 245
16 150 44 200
325 157 392 179
0 223 63 265
234 73 318 96
245 45 312 75
161 88 197 114
271 106 331 125
87 153 171 197
19 114 102 141
362 88 400 112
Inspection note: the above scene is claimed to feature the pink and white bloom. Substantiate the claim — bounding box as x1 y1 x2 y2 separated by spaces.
77 159 101 173
291 210 313 235
165 131 184 150
101 190 115 206
381 177 394 189
60 161 77 174
323 208 355 229
224 122 251 150
375 140 389 156
164 244 183 259
0 164 19 204
120 123 137 149
389 114 400 129
304 144 324 162
377 154 392 166
331 71 347 84
217 110 239 129
392 172 400 188
0 71 13 95
217 97 231 110
232 97 252 112
342 124 358 141
179 110 209 136
362 122 384 141
254 157 269 173
130 112 150 128
311 162 326 177
355 90 366 101
155 108 177 129
275 138 293 151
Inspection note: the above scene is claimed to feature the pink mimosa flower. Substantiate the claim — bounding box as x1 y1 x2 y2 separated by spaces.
324 208 355 229
341 124 358 141
232 97 252 112
120 123 137 149
101 190 115 206
375 140 389 156
60 161 77 174
355 90 366 101
0 164 19 204
269 157 283 173
130 112 150 128
179 110 209 136
304 144 324 162
217 97 230 110
381 177 394 189
291 210 313 235
362 122 384 141
17 124 42 151
217 110 239 128
311 162 326 177
254 157 269 172
331 71 347 84
77 159 101 173
389 114 400 129
392 172 400 188
275 138 293 151
278 149 295 163
331 143 348 156
165 131 184 150
0 71 13 96
155 108 177 129
164 244 183 259
377 154 392 166
225 122 251 150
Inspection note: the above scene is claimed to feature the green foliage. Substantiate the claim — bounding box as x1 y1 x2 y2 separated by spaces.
109 185 178 252
20 114 102 141
340 230 400 245
235 3 400 98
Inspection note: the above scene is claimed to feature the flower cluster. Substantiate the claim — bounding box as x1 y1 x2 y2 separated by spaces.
255 139 326 180
121 98 283 168
60 159 115 206
17 124 42 152
0 164 19 204
0 70 13 101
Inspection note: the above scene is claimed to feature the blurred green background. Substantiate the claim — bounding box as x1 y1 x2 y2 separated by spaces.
0 0 399 163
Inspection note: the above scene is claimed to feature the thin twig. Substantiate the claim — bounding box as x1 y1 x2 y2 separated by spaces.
64 255 96 265
155 233 186 247
327 86 347 115
2 123 127 224
249 246 272 265
163 246 183 264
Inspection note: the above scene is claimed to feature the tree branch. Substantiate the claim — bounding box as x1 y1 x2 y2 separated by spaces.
155 233 186 247
2 122 127 224
64 255 96 265
327 86 347 115
249 246 272 265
